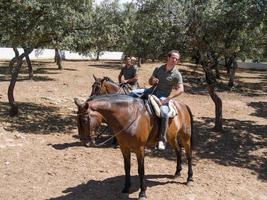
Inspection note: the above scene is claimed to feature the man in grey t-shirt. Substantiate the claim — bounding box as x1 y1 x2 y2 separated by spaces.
129 50 184 150
149 50 184 150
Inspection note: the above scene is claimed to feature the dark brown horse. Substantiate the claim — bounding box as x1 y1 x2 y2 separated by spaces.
90 75 132 96
74 94 194 200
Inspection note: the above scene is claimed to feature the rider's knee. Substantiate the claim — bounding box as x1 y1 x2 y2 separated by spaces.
160 105 169 118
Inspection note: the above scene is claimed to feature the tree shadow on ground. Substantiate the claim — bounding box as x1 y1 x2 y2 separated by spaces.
88 61 122 70
179 64 267 97
0 102 76 134
194 117 266 180
248 101 267 119
222 68 266 96
48 174 185 200
0 61 76 82
51 125 118 150
179 66 236 95
144 117 266 181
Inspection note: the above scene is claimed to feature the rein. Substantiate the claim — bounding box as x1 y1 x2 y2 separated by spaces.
94 109 138 147
117 83 130 94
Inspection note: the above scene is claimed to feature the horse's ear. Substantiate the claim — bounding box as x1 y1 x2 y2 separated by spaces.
74 98 83 108
93 74 97 81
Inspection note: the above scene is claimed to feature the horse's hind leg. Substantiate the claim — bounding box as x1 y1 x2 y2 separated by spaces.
174 138 183 177
181 134 193 184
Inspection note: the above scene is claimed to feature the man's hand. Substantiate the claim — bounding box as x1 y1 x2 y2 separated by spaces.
160 98 169 105
152 77 159 85
121 79 128 84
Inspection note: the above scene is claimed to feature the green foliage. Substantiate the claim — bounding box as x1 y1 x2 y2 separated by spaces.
129 0 188 60
78 0 124 55
0 0 266 62
185 0 267 61
0 0 92 50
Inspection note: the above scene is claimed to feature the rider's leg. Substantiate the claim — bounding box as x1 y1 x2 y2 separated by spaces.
158 104 169 150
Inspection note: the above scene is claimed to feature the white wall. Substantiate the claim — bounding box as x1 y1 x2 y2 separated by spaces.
0 48 124 61
1 48 266 70
236 62 267 70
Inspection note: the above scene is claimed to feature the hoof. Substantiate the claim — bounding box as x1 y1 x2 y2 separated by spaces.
138 191 147 200
173 172 181 178
186 180 194 186
139 197 147 200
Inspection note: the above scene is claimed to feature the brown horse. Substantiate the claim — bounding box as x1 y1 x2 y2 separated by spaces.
74 94 194 200
90 75 132 96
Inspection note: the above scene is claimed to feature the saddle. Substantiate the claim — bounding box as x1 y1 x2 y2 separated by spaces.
147 95 178 118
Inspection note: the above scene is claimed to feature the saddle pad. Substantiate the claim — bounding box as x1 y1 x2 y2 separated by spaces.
148 95 178 118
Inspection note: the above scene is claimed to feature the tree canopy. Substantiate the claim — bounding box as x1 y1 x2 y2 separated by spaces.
0 0 266 117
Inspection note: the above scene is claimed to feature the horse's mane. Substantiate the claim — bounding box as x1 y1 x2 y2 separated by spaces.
103 76 117 84
86 93 138 103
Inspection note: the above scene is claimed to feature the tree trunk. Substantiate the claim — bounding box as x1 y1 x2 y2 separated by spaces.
24 48 33 79
9 48 20 73
55 48 63 70
200 51 223 131
96 51 100 61
138 57 142 68
8 52 26 116
13 47 19 57
207 84 223 131
225 57 230 74
210 52 220 79
212 57 221 79
228 56 237 88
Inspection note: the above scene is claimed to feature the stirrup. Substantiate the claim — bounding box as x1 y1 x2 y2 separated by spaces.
158 141 166 150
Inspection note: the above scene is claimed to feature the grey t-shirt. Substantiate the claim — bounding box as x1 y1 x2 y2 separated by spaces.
152 64 183 98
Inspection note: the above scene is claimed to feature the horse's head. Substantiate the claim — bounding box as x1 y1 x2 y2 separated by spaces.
74 97 103 147
90 75 104 96
90 75 121 96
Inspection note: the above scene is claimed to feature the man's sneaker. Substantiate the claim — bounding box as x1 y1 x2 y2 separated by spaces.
158 141 166 150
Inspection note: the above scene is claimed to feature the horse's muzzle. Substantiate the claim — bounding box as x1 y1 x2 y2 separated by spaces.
80 136 96 147
80 131 99 147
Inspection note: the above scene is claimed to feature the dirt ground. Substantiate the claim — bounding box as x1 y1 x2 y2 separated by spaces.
0 59 266 200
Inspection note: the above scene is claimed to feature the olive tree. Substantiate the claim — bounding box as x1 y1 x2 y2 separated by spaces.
0 0 91 115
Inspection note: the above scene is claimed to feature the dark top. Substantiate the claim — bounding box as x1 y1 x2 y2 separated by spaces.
119 65 138 85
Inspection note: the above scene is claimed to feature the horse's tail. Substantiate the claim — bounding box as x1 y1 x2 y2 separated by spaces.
186 105 194 150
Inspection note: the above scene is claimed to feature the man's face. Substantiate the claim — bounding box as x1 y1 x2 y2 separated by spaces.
168 53 180 65
125 57 131 65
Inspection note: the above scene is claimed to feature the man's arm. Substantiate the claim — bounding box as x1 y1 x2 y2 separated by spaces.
149 67 159 85
118 69 123 83
149 75 159 85
168 83 184 99
125 74 138 84
161 83 184 104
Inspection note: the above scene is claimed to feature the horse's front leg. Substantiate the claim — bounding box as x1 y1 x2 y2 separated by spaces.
136 147 147 200
121 147 131 193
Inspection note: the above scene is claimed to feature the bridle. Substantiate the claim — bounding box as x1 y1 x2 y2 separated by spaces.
91 78 130 96
77 106 138 147
91 81 102 96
